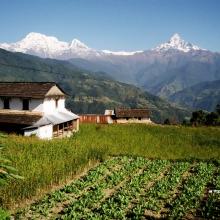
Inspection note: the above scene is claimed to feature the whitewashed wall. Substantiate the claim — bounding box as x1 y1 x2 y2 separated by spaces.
43 97 65 114
38 124 53 139
58 98 65 110
43 98 55 113
24 124 53 139
0 97 65 114
107 116 114 124
9 98 22 110
116 118 152 124
30 99 44 112
24 128 38 137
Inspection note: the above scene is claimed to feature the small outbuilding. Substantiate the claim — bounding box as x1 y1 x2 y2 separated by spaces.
113 108 152 124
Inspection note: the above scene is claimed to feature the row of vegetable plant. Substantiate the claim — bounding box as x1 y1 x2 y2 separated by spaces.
57 157 149 219
89 159 170 219
126 161 190 219
12 158 219 220
168 162 215 219
14 157 127 219
197 163 220 219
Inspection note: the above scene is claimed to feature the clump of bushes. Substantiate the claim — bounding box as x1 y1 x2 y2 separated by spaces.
190 104 220 126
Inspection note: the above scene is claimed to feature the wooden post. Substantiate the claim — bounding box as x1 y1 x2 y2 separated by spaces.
77 119 79 131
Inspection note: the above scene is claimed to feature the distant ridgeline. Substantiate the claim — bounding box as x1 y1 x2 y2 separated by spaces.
0 48 190 123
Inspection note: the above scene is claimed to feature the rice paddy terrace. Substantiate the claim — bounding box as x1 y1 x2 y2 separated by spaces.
13 157 220 220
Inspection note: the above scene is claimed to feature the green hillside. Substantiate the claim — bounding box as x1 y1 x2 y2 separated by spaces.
0 49 190 123
169 80 220 112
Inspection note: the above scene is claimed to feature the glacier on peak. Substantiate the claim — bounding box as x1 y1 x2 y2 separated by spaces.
0 32 93 58
102 50 143 56
69 39 89 50
0 32 142 58
153 33 204 52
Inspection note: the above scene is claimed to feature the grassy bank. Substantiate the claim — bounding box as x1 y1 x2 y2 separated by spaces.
0 124 220 209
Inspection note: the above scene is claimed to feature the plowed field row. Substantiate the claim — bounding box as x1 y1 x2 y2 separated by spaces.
13 157 220 220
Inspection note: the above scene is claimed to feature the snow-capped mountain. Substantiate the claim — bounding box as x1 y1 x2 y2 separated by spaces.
0 32 219 112
0 32 141 59
0 32 99 59
153 33 205 52
0 32 206 60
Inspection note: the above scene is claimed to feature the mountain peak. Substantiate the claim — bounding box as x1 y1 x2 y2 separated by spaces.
25 32 46 38
70 39 89 50
22 32 60 42
170 33 182 43
153 33 204 52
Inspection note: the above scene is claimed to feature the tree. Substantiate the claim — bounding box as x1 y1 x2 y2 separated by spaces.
164 118 171 125
206 112 219 126
216 104 220 115
190 110 208 126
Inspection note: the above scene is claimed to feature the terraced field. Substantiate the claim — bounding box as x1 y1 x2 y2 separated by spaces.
13 157 220 219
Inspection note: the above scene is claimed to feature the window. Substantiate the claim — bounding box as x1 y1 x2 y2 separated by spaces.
55 99 59 108
3 98 10 109
23 99 29 110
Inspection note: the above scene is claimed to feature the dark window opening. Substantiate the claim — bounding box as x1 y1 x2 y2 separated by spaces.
23 99 29 110
138 117 141 120
55 99 59 108
3 98 10 109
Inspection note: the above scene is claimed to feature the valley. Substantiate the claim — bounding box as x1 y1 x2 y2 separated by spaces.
1 32 219 112
0 48 189 123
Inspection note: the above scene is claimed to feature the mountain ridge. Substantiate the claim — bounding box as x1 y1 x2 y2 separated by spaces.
153 33 204 52
0 32 207 59
0 48 189 123
1 32 219 113
169 80 220 112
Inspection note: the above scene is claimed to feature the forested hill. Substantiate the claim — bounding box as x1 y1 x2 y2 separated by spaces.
169 80 220 112
0 48 189 123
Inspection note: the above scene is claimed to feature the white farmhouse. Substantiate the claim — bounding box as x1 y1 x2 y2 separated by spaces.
0 82 79 139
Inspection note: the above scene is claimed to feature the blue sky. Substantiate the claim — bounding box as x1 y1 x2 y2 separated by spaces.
0 0 220 51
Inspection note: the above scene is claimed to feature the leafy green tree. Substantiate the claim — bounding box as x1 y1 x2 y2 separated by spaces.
164 118 171 125
216 104 220 115
190 110 208 126
206 112 219 126
182 117 191 126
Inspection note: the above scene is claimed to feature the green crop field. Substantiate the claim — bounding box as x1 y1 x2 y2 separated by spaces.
12 157 220 219
0 124 220 219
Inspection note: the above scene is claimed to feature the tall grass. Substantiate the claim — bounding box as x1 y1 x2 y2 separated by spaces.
0 124 220 209
77 124 220 159
0 134 107 209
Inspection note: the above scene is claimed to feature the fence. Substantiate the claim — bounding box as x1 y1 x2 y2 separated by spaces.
79 114 112 124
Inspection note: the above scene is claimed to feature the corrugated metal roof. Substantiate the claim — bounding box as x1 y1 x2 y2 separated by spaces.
0 109 79 129
24 110 79 129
